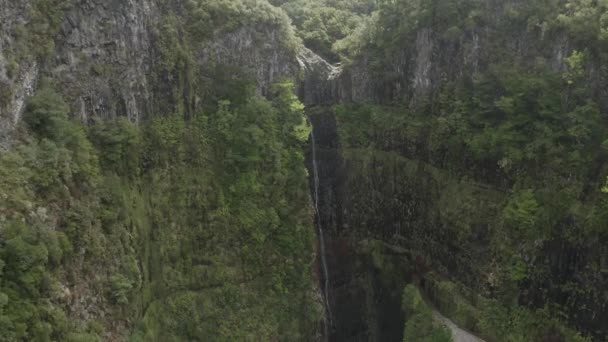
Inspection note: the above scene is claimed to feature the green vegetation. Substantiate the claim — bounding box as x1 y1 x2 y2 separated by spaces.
270 0 376 62
330 1 608 340
153 0 300 116
178 0 298 43
130 81 318 340
0 78 318 340
4 1 320 339
17 0 73 58
557 0 608 43
335 88 606 339
401 285 452 342
0 87 100 341
423 278 590 342
2 0 608 340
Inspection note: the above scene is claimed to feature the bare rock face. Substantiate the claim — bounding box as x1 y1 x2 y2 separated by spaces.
0 0 304 148
200 26 300 98
0 1 307 336
0 0 160 146
51 3 301 123
334 2 607 108
0 0 37 148
49 0 159 124
297 47 341 106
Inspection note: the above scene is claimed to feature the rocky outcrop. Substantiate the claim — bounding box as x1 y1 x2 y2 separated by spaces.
297 47 341 106
0 0 161 145
200 26 300 98
0 0 304 147
335 3 607 108
2 1 605 341
49 0 159 123
0 1 316 338
302 2 608 341
0 1 37 148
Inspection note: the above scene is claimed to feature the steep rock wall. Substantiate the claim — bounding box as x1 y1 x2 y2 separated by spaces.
0 0 39 147
0 0 303 146
336 1 607 109
304 1 608 341
0 1 319 340
49 0 159 123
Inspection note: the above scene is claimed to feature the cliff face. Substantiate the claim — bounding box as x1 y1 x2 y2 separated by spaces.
336 1 607 108
1 0 607 341
0 0 302 147
306 1 608 341
0 0 38 146
49 0 159 123
0 1 322 340
297 47 341 106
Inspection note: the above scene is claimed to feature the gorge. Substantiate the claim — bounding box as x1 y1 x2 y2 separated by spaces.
1 0 607 341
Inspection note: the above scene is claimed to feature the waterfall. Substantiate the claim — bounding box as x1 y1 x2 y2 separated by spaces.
310 122 333 336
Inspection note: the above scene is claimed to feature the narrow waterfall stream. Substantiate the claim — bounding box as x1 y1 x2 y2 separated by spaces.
309 123 333 337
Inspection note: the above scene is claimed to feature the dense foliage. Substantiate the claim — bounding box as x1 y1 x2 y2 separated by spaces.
401 285 452 342
130 81 318 341
2 0 608 340
329 0 608 340
0 79 318 341
0 0 326 339
270 0 376 62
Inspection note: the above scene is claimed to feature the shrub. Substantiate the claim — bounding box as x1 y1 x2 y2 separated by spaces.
109 275 133 305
